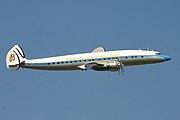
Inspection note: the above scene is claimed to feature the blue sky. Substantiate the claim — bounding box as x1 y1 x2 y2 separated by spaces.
0 0 179 120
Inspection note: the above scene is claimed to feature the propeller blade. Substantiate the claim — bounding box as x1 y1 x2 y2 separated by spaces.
118 69 121 75
121 69 124 76
116 57 125 76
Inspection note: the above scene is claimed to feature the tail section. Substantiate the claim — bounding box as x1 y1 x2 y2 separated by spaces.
6 45 26 70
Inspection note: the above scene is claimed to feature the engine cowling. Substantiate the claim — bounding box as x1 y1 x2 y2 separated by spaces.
107 62 120 71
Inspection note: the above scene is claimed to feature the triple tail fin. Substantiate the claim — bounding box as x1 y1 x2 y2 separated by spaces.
6 45 26 70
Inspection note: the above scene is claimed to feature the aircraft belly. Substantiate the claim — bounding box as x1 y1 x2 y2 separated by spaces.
21 63 82 71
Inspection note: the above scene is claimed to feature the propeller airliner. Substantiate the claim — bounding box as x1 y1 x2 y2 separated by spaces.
6 45 171 74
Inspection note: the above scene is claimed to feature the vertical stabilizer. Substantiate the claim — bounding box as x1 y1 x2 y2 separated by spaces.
6 45 26 70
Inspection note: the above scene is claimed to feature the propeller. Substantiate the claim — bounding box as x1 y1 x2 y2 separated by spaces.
116 57 125 76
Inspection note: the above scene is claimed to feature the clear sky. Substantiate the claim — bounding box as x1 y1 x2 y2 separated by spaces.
0 0 179 120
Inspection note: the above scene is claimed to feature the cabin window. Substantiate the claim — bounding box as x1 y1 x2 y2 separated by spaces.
52 62 55 64
125 57 128 59
48 63 50 65
66 61 68 63
74 60 77 63
57 62 60 64
131 56 134 58
141 56 144 58
98 59 101 60
92 59 94 61
70 61 73 63
135 56 137 58
61 62 64 64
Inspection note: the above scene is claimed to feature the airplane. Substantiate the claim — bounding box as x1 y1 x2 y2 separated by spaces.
6 45 171 74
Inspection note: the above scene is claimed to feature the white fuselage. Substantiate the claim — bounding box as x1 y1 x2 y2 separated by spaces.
21 49 171 71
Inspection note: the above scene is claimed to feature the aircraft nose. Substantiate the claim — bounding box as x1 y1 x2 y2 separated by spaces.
162 55 171 61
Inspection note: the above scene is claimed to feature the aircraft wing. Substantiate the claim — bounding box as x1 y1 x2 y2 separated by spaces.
78 47 123 71
78 62 104 70
78 61 120 71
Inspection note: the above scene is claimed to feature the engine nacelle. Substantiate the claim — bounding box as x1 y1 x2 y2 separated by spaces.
107 62 120 71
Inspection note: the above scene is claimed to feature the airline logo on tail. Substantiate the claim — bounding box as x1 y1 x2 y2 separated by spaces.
9 54 16 62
